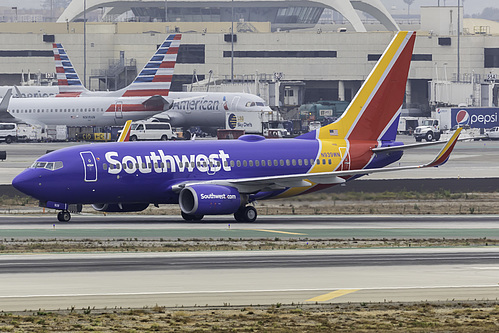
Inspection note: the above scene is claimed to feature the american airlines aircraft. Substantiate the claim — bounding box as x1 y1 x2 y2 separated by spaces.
52 41 273 129
0 34 181 126
12 31 462 223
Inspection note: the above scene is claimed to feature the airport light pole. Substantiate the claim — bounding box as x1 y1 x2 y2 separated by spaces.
231 0 234 83
457 0 461 82
84 0 87 87
164 0 168 22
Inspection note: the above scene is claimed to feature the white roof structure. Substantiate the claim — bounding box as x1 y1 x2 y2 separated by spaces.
58 0 399 32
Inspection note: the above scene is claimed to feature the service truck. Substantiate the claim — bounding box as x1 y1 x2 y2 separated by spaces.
225 111 289 138
414 107 499 141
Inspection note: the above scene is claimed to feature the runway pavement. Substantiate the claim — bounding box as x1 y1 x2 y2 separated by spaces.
0 248 498 311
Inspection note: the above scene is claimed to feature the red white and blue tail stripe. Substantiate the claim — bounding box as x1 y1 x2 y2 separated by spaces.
122 34 181 97
53 43 86 96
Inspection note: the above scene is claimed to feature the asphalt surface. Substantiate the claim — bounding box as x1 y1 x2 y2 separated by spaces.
1 251 498 274
2 214 499 239
1 248 498 311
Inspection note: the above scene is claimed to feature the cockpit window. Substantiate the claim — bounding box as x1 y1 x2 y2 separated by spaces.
256 102 265 106
31 161 63 170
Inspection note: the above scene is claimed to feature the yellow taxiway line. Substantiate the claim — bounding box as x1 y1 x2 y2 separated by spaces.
306 289 360 302
249 229 307 236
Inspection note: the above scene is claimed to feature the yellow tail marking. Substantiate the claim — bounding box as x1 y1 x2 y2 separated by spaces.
318 31 411 141
306 289 360 302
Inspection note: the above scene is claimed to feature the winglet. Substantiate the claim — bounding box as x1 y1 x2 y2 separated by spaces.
0 88 12 112
422 127 462 168
117 120 132 142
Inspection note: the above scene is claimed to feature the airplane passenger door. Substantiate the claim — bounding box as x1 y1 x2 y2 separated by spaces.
339 147 351 171
115 101 123 119
80 151 97 182
231 96 240 111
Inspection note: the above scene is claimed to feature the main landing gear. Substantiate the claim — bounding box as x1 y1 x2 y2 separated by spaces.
57 210 71 222
181 211 204 221
234 206 257 223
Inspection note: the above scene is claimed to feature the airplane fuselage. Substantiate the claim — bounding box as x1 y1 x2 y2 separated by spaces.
13 135 402 206
7 95 164 126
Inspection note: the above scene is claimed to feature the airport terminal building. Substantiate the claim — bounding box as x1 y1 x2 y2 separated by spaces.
0 0 497 115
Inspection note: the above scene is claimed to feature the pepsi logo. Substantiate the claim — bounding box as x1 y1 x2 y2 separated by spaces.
455 110 469 125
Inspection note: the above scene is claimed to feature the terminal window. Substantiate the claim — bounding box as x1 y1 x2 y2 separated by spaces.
485 48 499 68
223 50 337 58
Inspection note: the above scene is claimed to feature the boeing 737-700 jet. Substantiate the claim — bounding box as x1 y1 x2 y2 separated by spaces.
0 34 181 126
12 31 463 222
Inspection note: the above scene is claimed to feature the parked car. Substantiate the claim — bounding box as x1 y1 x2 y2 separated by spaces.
486 126 499 140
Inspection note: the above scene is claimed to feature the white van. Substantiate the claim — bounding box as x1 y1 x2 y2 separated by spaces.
0 123 18 144
129 121 177 141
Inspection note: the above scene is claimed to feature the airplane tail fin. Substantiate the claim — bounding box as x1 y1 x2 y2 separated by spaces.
122 34 181 97
53 43 88 96
304 31 416 142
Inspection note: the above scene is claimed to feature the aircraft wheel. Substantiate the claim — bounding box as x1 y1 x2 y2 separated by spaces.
242 206 257 222
181 211 204 221
234 206 257 222
57 211 71 222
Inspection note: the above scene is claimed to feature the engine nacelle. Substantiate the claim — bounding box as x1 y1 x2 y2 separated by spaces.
91 203 149 212
179 185 242 215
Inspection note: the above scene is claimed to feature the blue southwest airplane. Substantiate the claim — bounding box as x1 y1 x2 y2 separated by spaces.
12 31 462 222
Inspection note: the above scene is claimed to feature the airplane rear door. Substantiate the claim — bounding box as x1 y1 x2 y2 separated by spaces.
80 151 97 182
339 147 351 171
115 101 123 119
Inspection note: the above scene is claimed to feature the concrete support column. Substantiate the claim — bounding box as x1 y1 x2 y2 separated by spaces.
338 80 345 101
405 80 412 106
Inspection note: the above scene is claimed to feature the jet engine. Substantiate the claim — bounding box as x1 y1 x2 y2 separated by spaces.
179 185 243 216
91 203 149 212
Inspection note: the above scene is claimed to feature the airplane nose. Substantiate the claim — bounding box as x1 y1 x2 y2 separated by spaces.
12 170 39 197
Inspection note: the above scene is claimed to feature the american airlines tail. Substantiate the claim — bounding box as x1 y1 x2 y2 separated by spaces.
53 43 87 96
52 34 181 98
122 34 181 97
303 31 416 143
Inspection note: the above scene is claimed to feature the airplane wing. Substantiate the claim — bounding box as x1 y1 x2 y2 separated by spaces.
142 95 174 110
172 128 462 194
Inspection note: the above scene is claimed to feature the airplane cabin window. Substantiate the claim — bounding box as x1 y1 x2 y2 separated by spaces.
292 159 297 166
255 160 259 167
279 160 284 166
317 159 320 165
298 159 302 166
286 159 290 166
310 159 314 165
243 160 247 167
328 159 332 165
322 159 326 165
224 161 228 168
261 160 266 167
236 160 241 167
249 160 253 167
230 160 235 167
103 163 108 170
